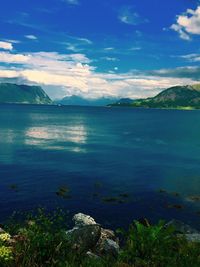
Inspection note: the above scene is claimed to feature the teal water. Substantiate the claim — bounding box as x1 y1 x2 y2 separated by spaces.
0 104 200 229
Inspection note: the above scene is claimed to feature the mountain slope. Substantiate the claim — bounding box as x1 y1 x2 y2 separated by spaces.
111 84 200 109
0 83 52 104
113 98 134 105
55 95 118 106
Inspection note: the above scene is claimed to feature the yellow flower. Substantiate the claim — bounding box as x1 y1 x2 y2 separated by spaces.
0 246 13 263
0 233 11 242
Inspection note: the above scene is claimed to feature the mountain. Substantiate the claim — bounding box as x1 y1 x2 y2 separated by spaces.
110 84 200 109
55 95 118 106
113 98 134 105
0 83 52 104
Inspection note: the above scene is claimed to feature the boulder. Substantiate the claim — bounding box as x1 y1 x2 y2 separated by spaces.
66 213 119 256
73 213 97 227
66 224 101 253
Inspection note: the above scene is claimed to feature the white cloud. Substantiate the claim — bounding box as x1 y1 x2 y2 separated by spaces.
180 53 200 61
66 43 76 51
171 6 200 40
25 35 38 40
104 47 115 51
0 51 93 93
0 69 19 78
179 53 200 63
0 52 28 63
75 37 92 45
119 6 148 26
0 41 13 50
129 46 141 51
102 57 119 61
0 49 198 99
65 43 82 52
60 36 92 52
0 51 91 65
3 39 21 44
62 0 79 5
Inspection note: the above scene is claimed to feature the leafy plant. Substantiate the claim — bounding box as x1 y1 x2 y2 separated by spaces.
119 220 200 267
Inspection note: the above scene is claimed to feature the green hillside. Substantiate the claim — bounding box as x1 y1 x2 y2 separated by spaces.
0 83 52 104
111 84 200 109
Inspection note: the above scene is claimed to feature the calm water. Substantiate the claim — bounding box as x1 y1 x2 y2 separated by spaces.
0 104 200 229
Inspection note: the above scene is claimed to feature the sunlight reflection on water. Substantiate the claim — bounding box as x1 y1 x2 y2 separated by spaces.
25 124 88 152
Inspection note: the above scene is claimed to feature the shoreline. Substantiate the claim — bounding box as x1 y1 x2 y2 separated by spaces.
1 102 200 111
0 211 200 266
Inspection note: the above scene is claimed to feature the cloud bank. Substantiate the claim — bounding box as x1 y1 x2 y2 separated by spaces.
0 44 199 99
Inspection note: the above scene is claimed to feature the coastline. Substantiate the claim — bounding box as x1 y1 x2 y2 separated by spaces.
0 211 200 266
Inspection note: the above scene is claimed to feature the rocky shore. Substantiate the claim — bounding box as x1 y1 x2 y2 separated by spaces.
0 212 200 266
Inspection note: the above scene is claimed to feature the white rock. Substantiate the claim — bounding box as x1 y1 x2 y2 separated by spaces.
73 213 97 227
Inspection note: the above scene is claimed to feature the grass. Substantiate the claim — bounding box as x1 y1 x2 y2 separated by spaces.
0 209 199 267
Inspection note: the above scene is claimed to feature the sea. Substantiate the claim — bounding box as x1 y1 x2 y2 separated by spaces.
0 104 200 229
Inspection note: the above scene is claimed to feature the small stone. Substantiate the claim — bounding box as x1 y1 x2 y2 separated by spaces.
73 213 97 227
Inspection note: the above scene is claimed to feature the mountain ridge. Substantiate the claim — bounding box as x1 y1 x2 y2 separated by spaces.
55 95 119 106
110 84 200 109
0 83 52 104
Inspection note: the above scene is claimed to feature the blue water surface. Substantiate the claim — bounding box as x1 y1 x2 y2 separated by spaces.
0 104 200 229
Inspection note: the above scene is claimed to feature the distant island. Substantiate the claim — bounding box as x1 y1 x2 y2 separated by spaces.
0 83 52 105
110 84 200 110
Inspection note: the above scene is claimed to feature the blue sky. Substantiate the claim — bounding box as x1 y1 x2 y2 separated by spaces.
0 0 200 99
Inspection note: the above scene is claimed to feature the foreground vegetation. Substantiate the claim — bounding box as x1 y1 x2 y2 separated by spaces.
0 209 199 267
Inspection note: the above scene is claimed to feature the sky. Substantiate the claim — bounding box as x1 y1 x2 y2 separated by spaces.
0 0 200 99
